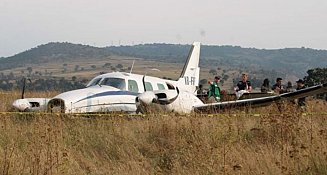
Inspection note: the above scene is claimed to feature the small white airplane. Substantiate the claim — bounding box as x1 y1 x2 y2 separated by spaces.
136 82 327 114
12 42 201 113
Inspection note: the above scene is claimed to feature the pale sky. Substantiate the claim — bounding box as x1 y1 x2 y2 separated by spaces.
1 0 327 57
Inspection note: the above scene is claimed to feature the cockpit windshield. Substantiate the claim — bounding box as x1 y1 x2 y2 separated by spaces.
86 78 102 87
100 78 126 90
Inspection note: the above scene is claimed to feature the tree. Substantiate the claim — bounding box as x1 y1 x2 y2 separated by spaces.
222 74 229 81
304 67 327 100
209 69 217 75
116 64 123 69
199 79 208 85
9 72 14 79
103 63 111 68
27 67 33 74
74 65 80 72
304 67 327 86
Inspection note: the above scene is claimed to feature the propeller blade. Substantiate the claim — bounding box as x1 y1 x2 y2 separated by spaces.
21 77 26 99
157 87 180 105
142 75 146 92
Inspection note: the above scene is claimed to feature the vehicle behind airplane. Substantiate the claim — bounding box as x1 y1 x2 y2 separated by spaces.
12 42 201 113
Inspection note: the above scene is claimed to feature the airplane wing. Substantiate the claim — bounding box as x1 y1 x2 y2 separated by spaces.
12 98 50 112
194 83 327 112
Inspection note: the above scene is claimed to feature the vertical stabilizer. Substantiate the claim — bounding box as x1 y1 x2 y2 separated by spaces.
177 42 201 93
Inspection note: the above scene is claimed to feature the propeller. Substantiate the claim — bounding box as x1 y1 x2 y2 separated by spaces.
135 75 149 113
142 75 146 92
21 77 31 99
138 87 180 106
156 87 180 105
136 75 180 113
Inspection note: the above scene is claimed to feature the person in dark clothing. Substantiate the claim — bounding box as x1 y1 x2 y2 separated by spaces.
197 84 206 95
235 73 252 92
272 77 286 94
296 79 306 106
261 78 270 93
197 84 207 102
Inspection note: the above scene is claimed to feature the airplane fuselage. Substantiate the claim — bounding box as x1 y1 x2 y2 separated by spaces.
48 72 186 113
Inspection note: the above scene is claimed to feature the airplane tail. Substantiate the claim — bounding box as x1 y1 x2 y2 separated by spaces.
177 42 201 93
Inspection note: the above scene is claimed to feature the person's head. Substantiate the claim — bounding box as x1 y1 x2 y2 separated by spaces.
199 84 203 89
287 81 292 88
276 78 283 85
263 78 269 86
241 73 248 81
296 79 304 87
214 76 221 83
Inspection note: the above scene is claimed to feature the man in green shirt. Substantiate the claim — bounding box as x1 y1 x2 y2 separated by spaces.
208 76 221 102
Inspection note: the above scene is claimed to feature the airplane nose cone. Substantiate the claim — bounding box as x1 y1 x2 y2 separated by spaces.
137 91 157 105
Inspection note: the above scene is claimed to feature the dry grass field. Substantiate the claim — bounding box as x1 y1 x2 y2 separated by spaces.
0 91 326 174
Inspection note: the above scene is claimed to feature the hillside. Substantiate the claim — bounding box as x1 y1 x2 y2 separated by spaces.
0 42 112 70
107 44 327 77
1 42 327 78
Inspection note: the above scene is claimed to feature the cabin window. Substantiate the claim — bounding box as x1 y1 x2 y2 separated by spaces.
86 78 102 87
145 82 153 91
100 78 126 90
157 83 165 90
128 80 139 92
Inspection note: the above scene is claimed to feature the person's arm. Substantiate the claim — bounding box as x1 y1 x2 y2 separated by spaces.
208 84 213 97
234 82 240 92
281 85 287 93
272 84 281 93
247 81 252 92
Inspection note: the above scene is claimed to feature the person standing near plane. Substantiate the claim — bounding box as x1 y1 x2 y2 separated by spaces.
235 73 252 92
261 78 270 93
197 84 207 102
272 78 286 94
296 79 306 107
208 76 221 102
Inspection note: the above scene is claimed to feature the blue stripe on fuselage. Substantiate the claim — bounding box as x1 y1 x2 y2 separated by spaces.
74 91 140 104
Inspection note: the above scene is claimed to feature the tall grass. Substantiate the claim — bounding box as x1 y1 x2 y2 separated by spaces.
0 92 326 174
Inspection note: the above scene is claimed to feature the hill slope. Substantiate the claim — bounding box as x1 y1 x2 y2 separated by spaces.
1 42 327 77
0 42 112 70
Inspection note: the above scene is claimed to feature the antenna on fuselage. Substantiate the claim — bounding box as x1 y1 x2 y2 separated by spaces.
129 60 135 74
